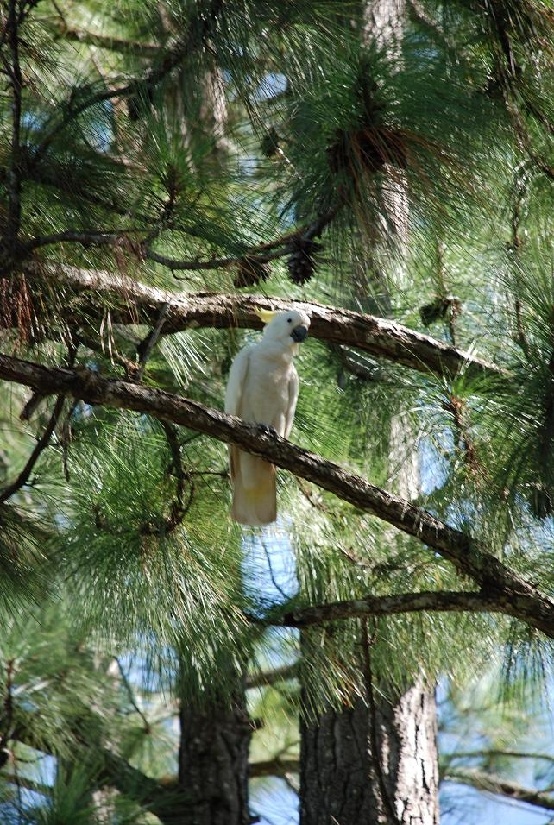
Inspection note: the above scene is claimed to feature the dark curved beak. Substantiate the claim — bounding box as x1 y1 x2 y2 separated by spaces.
291 324 309 343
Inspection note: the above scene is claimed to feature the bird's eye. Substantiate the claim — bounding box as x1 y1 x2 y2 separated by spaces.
287 317 293 323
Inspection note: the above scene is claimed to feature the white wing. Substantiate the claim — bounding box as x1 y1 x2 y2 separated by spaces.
284 367 299 438
224 345 252 416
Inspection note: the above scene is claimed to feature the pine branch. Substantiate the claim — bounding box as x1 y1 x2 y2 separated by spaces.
246 662 298 689
159 419 193 531
146 246 287 271
0 393 66 503
443 768 554 812
136 301 169 378
250 757 299 778
274 591 518 627
27 230 131 250
113 657 151 733
25 209 337 273
13 712 180 820
0 353 553 638
34 2 226 161
24 263 504 382
446 749 554 764
59 26 161 57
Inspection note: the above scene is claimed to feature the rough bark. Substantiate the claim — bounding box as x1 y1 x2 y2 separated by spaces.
300 682 438 825
300 4 436 820
177 685 251 825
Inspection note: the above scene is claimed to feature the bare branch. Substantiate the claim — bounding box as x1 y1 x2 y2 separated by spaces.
246 663 298 689
59 27 161 57
275 591 516 627
24 263 504 382
136 301 169 377
447 749 554 764
250 757 299 778
0 353 552 638
443 768 554 812
114 657 151 733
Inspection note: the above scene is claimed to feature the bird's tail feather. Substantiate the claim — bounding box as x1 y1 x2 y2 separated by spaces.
230 447 276 526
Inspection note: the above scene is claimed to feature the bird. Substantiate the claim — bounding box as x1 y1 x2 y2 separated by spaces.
224 307 311 526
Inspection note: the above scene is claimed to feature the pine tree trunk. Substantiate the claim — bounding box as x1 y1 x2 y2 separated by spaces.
177 680 252 825
299 683 439 825
300 3 439 822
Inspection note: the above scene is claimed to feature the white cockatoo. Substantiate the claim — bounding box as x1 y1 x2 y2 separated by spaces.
225 307 311 526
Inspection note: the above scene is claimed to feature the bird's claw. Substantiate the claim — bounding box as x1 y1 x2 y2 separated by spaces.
257 423 278 437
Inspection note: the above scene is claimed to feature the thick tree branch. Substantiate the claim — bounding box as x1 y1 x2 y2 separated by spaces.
443 768 554 812
275 591 513 627
0 354 552 638
24 263 503 382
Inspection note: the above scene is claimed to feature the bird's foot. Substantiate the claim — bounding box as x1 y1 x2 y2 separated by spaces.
257 423 278 437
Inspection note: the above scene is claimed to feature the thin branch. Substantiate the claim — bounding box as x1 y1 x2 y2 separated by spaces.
13 713 181 819
147 209 339 274
0 353 553 638
246 663 298 689
76 329 138 376
447 749 554 764
114 657 151 733
159 419 193 530
146 246 287 273
59 26 161 57
25 217 324 270
23 264 505 382
443 768 554 812
260 540 294 602
136 302 169 378
26 230 133 251
0 393 66 503
0 659 16 767
250 757 299 778
0 773 53 797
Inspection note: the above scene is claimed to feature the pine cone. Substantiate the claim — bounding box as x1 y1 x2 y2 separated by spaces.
286 237 323 285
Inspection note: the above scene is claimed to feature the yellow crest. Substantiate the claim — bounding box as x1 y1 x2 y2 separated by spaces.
254 307 277 324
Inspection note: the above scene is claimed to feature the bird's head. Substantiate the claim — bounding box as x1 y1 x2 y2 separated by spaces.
256 308 311 347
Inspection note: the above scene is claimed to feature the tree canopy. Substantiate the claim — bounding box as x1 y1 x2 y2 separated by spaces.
0 0 554 823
